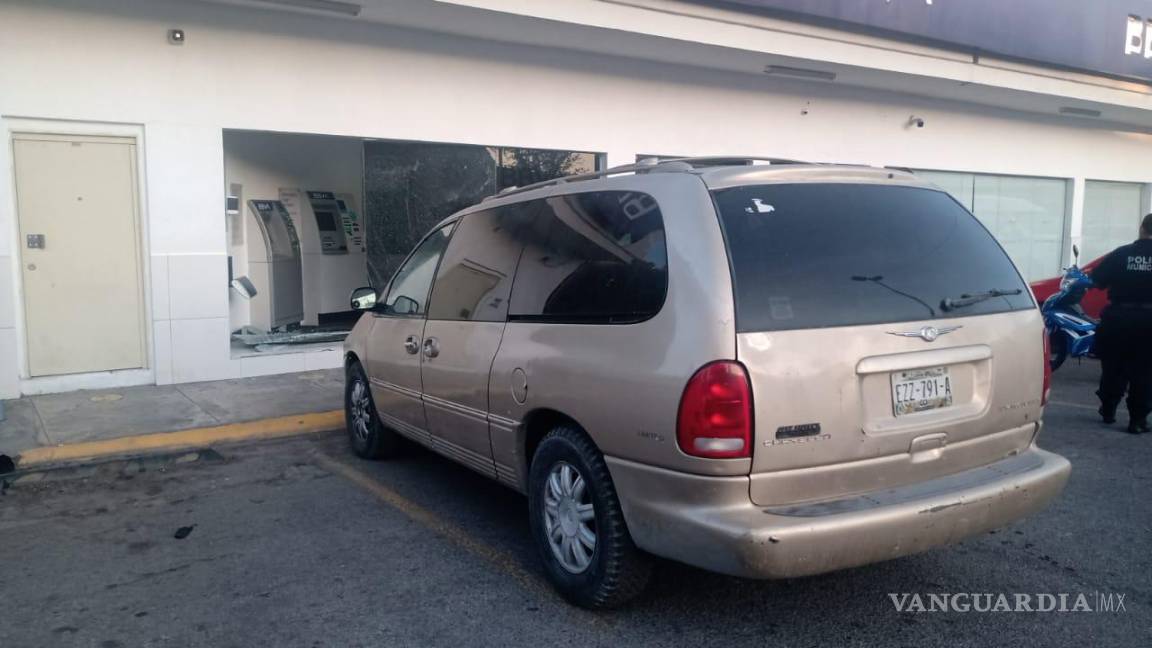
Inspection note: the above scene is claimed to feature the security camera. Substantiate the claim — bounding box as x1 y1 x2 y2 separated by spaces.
907 115 925 129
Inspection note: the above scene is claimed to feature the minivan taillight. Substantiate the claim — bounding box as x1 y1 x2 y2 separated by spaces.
1042 330 1052 406
677 361 752 459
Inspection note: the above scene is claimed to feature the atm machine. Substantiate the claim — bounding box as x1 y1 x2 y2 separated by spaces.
307 191 348 254
280 188 369 326
246 199 304 330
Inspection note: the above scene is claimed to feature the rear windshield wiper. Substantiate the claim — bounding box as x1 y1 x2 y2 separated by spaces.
941 288 1023 311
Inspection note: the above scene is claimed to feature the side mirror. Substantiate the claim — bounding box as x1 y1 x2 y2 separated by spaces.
350 287 378 311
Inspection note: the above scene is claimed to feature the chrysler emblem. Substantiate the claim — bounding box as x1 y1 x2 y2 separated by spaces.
887 325 962 342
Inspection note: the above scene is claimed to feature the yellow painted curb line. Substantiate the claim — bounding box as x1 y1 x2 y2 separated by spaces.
16 409 344 468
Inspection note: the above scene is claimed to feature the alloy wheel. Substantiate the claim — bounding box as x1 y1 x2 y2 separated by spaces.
349 379 372 443
543 461 597 574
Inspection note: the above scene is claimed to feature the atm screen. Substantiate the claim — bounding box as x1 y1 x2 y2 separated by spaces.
314 211 339 231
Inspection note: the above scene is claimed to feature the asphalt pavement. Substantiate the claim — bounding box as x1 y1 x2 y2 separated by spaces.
0 360 1148 648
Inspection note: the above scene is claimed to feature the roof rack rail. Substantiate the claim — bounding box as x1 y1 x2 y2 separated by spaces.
660 156 810 167
483 156 811 202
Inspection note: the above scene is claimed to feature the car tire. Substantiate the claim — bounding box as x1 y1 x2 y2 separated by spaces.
344 361 401 459
527 425 653 609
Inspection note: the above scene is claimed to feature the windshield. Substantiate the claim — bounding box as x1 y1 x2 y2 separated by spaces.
712 183 1035 332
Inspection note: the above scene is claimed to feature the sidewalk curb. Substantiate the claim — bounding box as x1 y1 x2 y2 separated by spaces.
14 410 344 469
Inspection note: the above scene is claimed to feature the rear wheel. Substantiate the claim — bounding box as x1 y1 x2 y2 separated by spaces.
527 425 652 609
1049 331 1068 372
344 362 401 459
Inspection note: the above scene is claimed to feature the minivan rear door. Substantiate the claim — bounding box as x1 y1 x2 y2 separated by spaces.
420 205 530 477
711 181 1045 506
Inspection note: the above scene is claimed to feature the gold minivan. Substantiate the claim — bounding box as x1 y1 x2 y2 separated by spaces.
343 158 1071 608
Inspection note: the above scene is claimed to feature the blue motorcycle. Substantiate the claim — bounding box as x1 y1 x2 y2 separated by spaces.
1042 245 1097 371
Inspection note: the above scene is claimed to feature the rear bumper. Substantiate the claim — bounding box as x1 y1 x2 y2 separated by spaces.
606 446 1070 579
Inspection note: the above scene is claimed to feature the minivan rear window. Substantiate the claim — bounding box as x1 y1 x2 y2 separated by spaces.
712 184 1035 332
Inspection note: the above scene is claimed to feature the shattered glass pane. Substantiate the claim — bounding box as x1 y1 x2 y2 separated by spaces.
363 142 498 289
364 142 600 289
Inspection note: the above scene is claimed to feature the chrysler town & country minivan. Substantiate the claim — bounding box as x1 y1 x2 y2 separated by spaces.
342 157 1071 608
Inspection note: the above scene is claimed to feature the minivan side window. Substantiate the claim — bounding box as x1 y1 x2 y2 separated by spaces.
509 191 667 324
381 224 453 316
427 204 534 322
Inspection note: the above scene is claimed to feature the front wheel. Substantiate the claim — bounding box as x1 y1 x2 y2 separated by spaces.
1049 330 1068 372
527 426 653 609
345 362 401 459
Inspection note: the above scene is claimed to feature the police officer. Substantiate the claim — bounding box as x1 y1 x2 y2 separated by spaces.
1092 213 1152 434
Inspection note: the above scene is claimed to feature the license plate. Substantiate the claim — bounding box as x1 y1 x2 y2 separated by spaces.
891 366 953 416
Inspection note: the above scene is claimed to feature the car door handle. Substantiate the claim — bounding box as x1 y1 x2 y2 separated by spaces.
403 336 420 354
422 336 440 358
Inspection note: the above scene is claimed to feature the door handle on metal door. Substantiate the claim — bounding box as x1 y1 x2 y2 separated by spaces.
422 337 440 358
403 336 420 354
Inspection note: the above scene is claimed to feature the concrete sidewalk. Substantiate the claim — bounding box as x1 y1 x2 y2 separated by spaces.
0 369 344 459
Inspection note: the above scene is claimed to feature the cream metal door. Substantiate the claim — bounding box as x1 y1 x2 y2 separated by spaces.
14 134 146 377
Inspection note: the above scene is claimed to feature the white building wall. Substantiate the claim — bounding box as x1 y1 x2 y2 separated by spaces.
2 0 1152 396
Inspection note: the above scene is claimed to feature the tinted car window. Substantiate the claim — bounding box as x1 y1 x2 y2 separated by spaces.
382 224 452 316
712 184 1034 332
428 205 534 322
509 191 667 324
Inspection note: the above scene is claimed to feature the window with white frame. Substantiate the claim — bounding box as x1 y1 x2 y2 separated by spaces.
1081 181 1146 263
915 170 1068 282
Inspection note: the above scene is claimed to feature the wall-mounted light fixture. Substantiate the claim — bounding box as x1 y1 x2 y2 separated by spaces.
231 276 258 300
1059 106 1102 118
763 65 837 81
248 0 362 16
167 28 185 45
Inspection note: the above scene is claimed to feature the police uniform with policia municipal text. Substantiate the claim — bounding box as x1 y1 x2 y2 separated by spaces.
1091 213 1152 434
